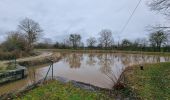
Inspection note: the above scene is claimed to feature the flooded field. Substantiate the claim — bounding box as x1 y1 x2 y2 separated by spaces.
0 52 170 95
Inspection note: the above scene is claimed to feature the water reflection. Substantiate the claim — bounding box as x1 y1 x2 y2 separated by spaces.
1 53 170 95
0 65 41 95
63 53 83 68
53 53 170 89
98 54 118 84
86 53 96 66
98 54 112 75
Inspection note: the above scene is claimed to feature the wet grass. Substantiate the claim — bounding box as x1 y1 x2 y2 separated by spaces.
16 80 114 100
124 62 170 99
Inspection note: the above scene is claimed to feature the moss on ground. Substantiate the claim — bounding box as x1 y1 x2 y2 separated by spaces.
124 62 170 99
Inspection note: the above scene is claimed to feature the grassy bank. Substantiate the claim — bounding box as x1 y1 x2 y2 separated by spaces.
0 50 36 61
38 49 170 56
0 63 16 73
0 63 8 73
13 62 170 100
16 80 113 100
124 62 170 99
18 52 61 66
0 51 61 67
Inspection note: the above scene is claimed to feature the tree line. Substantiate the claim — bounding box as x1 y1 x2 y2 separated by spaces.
0 18 169 54
1 0 170 56
36 29 170 52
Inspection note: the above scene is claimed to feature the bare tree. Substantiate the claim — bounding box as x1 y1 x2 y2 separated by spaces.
2 31 27 52
137 38 148 51
60 38 71 48
149 30 168 52
121 39 132 48
54 41 60 48
2 31 28 58
86 37 97 48
148 0 170 17
98 29 113 48
148 0 170 35
69 34 81 48
18 18 43 52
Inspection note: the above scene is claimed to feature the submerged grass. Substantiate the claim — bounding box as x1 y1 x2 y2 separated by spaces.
124 62 170 99
16 80 113 100
38 49 170 56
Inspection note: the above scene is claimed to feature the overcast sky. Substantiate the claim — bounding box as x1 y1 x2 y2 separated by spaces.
0 0 167 43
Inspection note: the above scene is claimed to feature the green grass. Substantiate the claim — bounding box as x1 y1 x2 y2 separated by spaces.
0 63 8 73
125 62 170 99
16 81 113 100
0 63 17 73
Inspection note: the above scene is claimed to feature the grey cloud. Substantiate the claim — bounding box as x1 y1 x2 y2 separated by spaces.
0 0 167 43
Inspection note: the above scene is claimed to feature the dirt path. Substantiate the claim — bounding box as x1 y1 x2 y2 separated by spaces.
0 51 53 67
16 52 52 62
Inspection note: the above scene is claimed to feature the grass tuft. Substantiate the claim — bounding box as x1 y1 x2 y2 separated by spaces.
124 62 170 99
16 80 113 100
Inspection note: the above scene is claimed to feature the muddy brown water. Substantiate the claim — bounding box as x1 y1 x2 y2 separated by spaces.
0 53 170 95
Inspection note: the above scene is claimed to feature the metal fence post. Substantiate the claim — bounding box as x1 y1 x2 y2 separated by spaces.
52 61 54 80
14 56 17 67
44 64 52 82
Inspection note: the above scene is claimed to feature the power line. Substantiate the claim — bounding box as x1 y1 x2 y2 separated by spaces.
120 0 142 34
